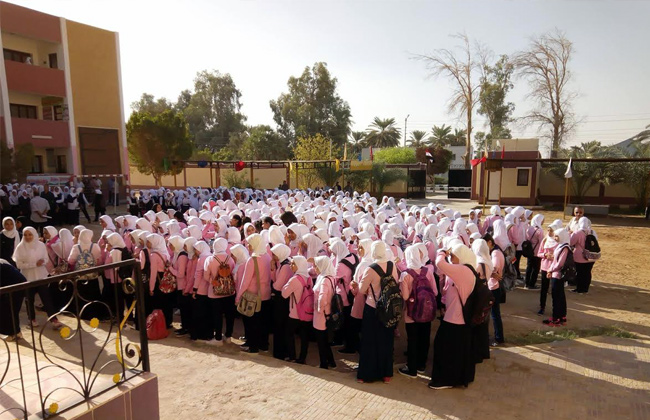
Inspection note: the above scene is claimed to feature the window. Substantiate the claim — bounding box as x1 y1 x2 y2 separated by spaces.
3 48 32 63
9 104 38 119
517 168 530 186
32 156 44 174
56 155 67 173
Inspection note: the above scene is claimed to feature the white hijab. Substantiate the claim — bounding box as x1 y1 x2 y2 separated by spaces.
2 217 19 252
13 227 48 268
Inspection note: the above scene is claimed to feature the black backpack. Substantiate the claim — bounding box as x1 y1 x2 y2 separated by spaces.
521 227 539 259
339 254 359 302
559 246 577 283
583 233 601 262
456 264 495 327
369 261 402 328
115 247 133 279
326 277 345 332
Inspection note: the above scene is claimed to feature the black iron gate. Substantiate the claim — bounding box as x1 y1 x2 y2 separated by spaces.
447 169 472 199
408 169 426 199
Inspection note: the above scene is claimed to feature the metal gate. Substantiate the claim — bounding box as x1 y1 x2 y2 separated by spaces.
407 168 426 199
448 169 472 199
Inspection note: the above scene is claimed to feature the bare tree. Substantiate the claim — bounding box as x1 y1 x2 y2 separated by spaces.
415 33 489 168
514 29 579 157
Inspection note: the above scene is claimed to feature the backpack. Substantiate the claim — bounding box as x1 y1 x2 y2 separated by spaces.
291 275 314 322
500 244 518 291
211 255 236 296
521 228 539 259
398 237 409 251
560 246 577 283
146 309 169 340
340 254 359 301
75 244 96 280
456 264 495 327
369 261 402 328
326 277 344 332
114 247 133 280
583 233 601 262
154 253 176 294
405 267 437 323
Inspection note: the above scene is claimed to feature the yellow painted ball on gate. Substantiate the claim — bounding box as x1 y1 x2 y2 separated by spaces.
59 327 71 339
89 318 100 328
113 373 121 384
49 403 59 414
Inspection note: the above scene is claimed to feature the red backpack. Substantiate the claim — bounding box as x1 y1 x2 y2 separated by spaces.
146 309 169 340
291 275 314 322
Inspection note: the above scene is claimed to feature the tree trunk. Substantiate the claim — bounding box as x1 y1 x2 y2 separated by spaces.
465 107 472 168
153 174 161 187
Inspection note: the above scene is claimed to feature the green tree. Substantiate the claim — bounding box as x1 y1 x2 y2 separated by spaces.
178 70 247 150
449 128 467 146
548 141 622 203
270 62 351 151
415 146 454 180
371 163 407 197
241 125 290 160
475 54 515 153
430 124 453 147
374 147 417 164
131 93 174 115
365 117 401 148
348 131 366 155
619 139 650 210
1 141 34 183
407 130 429 148
292 134 339 188
127 110 193 186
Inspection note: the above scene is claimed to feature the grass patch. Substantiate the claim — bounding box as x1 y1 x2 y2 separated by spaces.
508 325 637 346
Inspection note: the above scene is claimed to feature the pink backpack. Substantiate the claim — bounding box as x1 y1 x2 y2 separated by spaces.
292 275 314 322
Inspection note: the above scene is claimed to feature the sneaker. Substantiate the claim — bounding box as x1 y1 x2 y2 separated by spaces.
417 367 426 374
537 308 545 316
490 341 500 347
570 289 580 293
338 348 356 355
398 367 417 378
51 320 63 330
542 318 560 326
357 379 364 384
174 328 188 337
524 286 539 290
428 384 453 390
328 361 337 369
239 345 250 351
382 377 391 384
244 349 259 354
5 334 17 342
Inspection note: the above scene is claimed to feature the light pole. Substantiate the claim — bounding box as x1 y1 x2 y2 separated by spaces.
404 114 410 147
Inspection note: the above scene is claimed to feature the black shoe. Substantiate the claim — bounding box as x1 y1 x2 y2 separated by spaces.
338 348 356 354
398 366 417 378
328 361 337 368
417 367 426 374
295 359 306 365
174 328 188 336
537 308 544 316
570 289 579 293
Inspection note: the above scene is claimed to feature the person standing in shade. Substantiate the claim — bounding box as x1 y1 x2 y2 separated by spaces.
77 188 92 223
30 193 50 236
107 177 116 205
93 187 106 222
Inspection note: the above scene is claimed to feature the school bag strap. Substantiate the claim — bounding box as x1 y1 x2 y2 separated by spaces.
451 264 479 308
368 261 393 301
253 256 261 297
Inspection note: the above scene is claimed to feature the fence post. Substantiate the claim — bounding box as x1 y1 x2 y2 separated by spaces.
134 264 150 372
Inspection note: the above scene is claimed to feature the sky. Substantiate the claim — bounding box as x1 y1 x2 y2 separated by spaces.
9 0 650 154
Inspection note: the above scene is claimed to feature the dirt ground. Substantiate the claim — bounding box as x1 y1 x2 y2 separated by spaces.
6 209 650 420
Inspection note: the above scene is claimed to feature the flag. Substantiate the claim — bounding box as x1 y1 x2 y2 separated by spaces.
425 149 433 160
501 145 505 159
234 161 245 172
369 146 374 161
335 159 340 172
471 156 487 167
564 158 573 178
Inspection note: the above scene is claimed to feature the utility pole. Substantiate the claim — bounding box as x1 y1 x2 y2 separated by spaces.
404 114 410 147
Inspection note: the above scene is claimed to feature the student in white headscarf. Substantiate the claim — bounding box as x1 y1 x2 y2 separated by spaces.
281 255 312 363
398 245 438 378
14 227 63 329
429 243 477 389
524 214 545 290
353 240 399 384
544 228 571 326
270 243 292 360
312 255 337 369
537 219 563 316
203 238 236 346
470 239 492 363
1 217 19 266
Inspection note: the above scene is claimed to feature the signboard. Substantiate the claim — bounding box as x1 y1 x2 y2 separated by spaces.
26 174 73 186
350 161 372 171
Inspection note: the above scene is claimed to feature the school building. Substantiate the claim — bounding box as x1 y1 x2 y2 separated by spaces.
0 1 128 181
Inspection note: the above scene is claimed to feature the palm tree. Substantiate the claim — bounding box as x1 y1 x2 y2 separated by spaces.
449 128 467 146
430 124 453 147
348 131 366 154
365 117 401 148
407 130 429 148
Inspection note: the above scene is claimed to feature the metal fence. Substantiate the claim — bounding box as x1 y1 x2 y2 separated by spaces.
0 260 150 419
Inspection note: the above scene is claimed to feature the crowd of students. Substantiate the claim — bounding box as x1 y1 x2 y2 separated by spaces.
0 184 599 390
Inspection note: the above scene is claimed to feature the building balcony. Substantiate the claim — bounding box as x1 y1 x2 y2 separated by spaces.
11 117 70 148
5 60 66 98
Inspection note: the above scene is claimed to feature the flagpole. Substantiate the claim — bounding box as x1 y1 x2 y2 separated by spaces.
563 177 569 221
482 162 488 214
